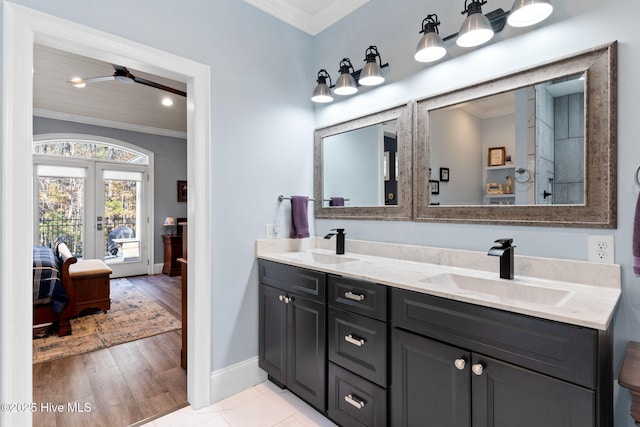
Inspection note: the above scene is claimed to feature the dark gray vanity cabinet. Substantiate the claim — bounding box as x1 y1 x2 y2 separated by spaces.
258 260 327 412
391 288 613 427
327 275 389 427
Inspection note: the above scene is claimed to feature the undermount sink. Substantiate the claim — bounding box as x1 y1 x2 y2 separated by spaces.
421 273 573 306
282 252 358 265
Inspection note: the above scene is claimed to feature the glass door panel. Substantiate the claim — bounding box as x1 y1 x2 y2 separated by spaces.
35 164 86 257
97 164 148 277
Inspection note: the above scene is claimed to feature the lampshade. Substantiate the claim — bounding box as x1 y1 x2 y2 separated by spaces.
415 15 447 63
163 216 175 226
358 46 385 86
457 1 494 48
311 69 334 103
334 59 358 95
507 0 553 27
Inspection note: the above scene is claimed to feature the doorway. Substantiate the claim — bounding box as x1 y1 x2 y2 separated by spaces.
2 4 213 425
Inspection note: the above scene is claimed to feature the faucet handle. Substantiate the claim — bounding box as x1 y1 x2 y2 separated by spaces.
331 228 345 234
493 238 513 248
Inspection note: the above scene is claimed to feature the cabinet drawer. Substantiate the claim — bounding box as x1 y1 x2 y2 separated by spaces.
329 307 388 387
392 288 597 388
329 275 388 320
328 363 387 427
259 260 326 302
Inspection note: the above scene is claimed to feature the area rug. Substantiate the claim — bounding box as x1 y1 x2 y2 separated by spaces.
33 278 182 364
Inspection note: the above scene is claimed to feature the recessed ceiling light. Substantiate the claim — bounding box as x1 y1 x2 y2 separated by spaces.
161 97 174 107
70 77 86 88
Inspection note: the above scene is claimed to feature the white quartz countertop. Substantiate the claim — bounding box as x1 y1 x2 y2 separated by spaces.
256 238 621 330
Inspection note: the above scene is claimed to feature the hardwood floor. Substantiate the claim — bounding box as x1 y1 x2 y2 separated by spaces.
33 274 187 427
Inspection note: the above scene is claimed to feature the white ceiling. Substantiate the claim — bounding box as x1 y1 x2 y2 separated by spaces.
34 44 187 137
242 0 369 35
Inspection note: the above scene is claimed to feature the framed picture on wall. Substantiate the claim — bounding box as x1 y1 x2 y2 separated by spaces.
429 180 440 195
177 180 187 202
440 167 449 182
488 147 506 167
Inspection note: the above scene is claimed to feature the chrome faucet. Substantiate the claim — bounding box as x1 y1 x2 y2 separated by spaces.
488 238 515 280
324 228 345 255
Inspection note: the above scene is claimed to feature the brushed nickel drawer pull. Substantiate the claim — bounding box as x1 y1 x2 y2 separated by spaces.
345 291 365 301
345 334 365 347
344 394 366 409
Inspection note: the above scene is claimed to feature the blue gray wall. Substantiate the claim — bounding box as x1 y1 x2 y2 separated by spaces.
33 116 187 264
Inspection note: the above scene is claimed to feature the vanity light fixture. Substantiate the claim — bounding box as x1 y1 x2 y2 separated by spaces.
416 0 553 62
415 14 447 63
457 0 494 47
358 46 389 86
311 69 334 103
507 0 553 27
334 58 358 95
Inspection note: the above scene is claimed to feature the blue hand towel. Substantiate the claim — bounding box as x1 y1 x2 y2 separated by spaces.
329 197 344 207
289 196 310 238
634 193 640 275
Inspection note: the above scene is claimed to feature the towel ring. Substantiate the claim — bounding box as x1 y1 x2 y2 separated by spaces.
636 165 640 188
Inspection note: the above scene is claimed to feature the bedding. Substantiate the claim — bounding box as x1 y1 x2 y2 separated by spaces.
32 246 68 314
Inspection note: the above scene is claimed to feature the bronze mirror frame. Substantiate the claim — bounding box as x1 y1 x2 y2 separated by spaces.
314 103 413 221
414 42 617 228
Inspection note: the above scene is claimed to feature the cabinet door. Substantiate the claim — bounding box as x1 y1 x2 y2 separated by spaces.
287 293 327 411
391 329 471 427
259 284 287 385
471 354 595 427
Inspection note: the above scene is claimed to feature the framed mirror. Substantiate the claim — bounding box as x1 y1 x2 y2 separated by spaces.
314 103 413 220
414 42 617 228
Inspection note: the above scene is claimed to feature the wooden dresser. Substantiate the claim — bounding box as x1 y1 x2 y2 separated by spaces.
162 234 182 276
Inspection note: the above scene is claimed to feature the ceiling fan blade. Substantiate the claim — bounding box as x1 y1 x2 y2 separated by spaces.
133 76 187 97
81 76 116 84
66 75 115 86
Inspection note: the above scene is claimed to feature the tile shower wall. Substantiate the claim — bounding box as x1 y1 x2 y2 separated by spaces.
554 92 585 204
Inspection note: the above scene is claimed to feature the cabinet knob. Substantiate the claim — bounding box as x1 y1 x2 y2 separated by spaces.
454 358 466 371
344 394 366 409
472 363 484 376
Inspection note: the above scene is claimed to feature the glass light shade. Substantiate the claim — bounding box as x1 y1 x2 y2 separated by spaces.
415 32 447 62
311 81 333 103
507 0 553 27
359 61 385 86
334 72 358 95
457 11 494 47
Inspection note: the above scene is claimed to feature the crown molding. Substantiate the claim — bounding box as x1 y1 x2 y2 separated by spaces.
243 0 369 35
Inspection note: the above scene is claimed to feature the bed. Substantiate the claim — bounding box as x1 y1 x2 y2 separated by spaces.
33 242 77 336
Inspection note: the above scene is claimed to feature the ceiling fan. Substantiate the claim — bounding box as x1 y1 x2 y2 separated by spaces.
67 64 186 97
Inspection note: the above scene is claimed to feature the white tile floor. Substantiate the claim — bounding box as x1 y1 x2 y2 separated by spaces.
142 381 337 427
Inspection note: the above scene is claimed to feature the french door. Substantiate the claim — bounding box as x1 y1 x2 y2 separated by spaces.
35 156 150 278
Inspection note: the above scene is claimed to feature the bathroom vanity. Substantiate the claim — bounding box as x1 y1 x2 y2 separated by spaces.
257 238 620 427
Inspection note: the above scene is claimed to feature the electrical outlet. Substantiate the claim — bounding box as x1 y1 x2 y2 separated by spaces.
265 224 280 239
588 235 615 263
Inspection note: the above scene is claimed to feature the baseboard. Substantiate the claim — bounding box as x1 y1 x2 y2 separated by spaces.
153 263 163 274
210 356 267 403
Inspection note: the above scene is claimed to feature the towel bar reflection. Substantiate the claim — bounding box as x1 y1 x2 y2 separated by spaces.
278 195 351 202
